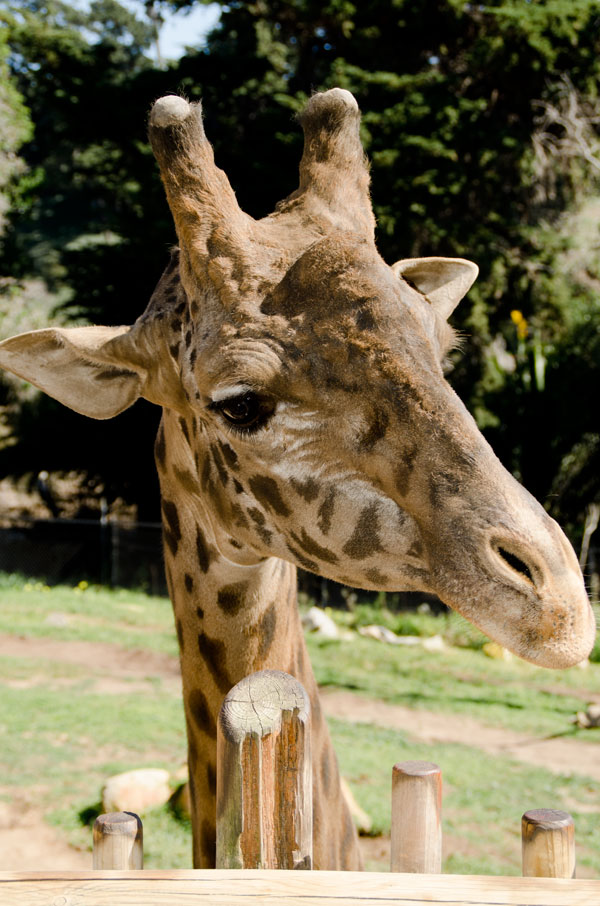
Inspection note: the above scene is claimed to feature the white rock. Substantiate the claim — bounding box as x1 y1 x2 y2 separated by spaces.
102 768 171 814
302 606 339 639
574 703 600 728
358 625 420 645
422 634 446 652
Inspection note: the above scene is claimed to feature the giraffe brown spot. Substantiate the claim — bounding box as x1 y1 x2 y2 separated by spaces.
247 507 272 545
154 425 166 469
289 529 338 564
94 368 135 382
169 343 179 359
201 457 212 492
174 466 200 495
233 478 244 495
217 581 249 616
249 475 291 517
290 477 320 502
190 348 197 368
317 488 336 535
171 318 182 333
211 444 229 486
218 441 239 471
228 537 242 549
395 445 418 497
231 503 250 530
206 762 217 796
186 723 198 774
196 606 204 620
429 470 461 507
365 567 388 586
185 329 192 348
162 500 181 556
355 305 376 331
196 525 212 573
200 819 216 866
175 300 186 315
188 688 217 738
286 542 318 572
185 573 194 593
342 502 383 559
358 406 389 452
179 417 191 445
176 618 185 653
407 539 423 558
198 632 232 694
257 603 277 661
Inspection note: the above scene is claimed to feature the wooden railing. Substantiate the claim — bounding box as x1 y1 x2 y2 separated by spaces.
2 669 599 904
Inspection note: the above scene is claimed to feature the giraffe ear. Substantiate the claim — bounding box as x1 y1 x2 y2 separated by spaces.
0 325 145 419
391 257 478 319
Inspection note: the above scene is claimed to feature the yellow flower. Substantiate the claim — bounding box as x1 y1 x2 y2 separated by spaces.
77 580 89 591
510 310 528 340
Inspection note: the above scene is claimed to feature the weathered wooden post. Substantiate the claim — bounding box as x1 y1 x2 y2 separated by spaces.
391 761 442 874
521 809 575 878
93 811 143 869
216 669 312 870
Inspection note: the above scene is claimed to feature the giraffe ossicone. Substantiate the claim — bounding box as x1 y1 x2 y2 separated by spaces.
0 88 594 870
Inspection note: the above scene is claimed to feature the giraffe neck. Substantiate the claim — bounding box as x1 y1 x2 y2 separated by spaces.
156 413 361 869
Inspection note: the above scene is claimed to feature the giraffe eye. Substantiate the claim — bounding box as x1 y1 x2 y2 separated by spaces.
211 392 275 433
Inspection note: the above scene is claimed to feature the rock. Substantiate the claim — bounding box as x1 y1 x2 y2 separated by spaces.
102 768 171 814
340 777 373 836
574 704 600 729
421 634 445 652
482 641 512 661
359 625 415 645
302 606 339 639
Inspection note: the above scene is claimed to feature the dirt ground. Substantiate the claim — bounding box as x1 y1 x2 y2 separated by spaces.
0 633 599 871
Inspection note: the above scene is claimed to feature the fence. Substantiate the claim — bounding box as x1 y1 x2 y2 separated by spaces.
0 514 444 609
2 669 600 904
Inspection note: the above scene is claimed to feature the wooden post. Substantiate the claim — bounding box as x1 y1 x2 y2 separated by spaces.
391 761 442 874
93 812 143 869
216 669 312 870
521 809 575 878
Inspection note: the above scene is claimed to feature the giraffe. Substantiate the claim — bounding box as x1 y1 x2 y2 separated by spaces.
0 88 594 871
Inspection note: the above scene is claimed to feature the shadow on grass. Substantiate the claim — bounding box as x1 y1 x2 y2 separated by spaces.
79 802 103 826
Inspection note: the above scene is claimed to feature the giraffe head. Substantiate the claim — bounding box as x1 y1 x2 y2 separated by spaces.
0 89 594 668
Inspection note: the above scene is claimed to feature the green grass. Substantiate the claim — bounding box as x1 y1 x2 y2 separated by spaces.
332 719 600 875
0 573 599 873
306 632 600 738
0 573 178 655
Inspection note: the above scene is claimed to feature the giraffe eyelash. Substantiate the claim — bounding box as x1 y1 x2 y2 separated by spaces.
208 390 277 435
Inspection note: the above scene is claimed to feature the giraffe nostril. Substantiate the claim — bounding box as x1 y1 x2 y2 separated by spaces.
493 544 537 587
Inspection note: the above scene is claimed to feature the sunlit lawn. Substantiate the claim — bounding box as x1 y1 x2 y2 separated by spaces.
0 573 599 874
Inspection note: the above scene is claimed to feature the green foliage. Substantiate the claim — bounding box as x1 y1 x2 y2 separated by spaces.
1 0 600 537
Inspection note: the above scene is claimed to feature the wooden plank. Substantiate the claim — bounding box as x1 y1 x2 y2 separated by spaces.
391 761 442 874
522 809 575 878
217 670 312 870
93 812 143 870
0 869 599 905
